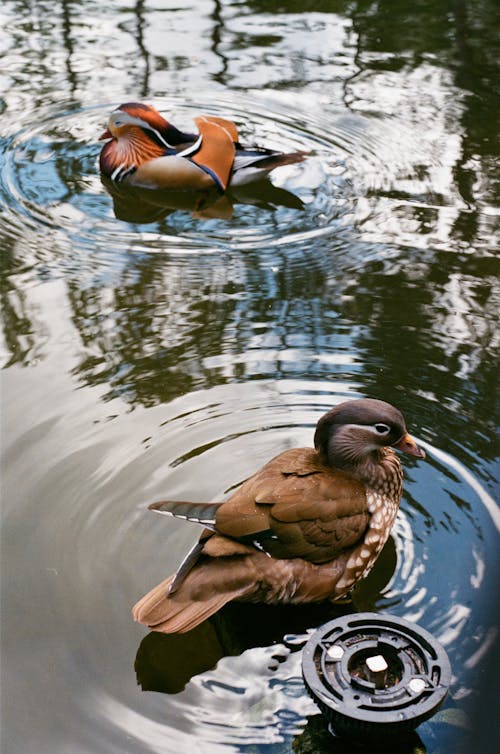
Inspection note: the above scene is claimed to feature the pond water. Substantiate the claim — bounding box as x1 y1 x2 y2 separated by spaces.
1 2 498 753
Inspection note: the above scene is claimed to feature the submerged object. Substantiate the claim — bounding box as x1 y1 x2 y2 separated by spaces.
302 612 451 740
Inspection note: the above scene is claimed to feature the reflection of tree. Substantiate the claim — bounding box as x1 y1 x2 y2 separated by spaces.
1 0 498 470
250 0 497 227
65 249 333 406
0 234 38 367
348 0 499 232
0 284 36 367
61 234 499 472
133 0 151 97
245 1 346 12
337 255 499 465
60 1 77 95
210 0 230 86
67 256 196 407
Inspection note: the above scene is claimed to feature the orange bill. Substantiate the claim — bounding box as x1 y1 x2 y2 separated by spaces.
392 433 426 458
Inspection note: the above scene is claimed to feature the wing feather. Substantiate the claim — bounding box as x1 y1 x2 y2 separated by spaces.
148 500 221 528
212 447 369 563
191 117 236 190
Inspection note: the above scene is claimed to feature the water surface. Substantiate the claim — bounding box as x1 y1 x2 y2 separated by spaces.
1 2 499 753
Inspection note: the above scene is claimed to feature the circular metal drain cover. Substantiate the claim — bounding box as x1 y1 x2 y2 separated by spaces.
302 612 451 740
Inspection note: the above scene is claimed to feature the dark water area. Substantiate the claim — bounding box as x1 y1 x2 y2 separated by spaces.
1 1 499 753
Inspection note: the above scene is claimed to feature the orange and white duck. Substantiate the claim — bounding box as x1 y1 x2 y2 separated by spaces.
99 102 307 192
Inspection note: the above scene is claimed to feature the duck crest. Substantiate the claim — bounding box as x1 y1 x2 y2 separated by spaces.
118 102 171 131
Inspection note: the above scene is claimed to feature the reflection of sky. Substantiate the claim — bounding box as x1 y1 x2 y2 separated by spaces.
218 11 355 90
434 273 499 377
1 1 498 432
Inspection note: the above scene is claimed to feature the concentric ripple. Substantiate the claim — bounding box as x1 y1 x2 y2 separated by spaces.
126 385 497 749
4 370 496 751
100 381 499 747
0 91 410 276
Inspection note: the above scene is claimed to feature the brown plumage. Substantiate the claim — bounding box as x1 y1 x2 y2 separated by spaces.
133 398 425 633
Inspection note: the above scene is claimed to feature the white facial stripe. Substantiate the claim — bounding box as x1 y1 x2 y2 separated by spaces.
110 163 136 182
111 162 127 181
120 165 136 179
345 422 391 436
149 127 173 148
149 128 172 149
177 134 202 157
110 110 175 149
110 111 148 129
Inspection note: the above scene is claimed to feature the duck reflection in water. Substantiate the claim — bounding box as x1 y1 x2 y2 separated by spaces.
101 174 304 223
134 538 426 754
134 535 397 695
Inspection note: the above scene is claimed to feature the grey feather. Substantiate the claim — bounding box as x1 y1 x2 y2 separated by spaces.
168 539 206 595
148 500 221 530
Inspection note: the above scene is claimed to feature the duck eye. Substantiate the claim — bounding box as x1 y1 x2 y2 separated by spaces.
374 423 390 434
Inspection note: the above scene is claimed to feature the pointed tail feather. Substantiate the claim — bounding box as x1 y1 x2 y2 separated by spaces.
132 574 242 634
132 548 262 634
233 150 308 172
133 575 175 625
151 592 240 633
231 151 309 186
148 500 221 528
254 151 308 169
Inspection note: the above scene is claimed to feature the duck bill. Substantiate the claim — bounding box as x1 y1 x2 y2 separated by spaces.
392 433 426 458
99 128 112 140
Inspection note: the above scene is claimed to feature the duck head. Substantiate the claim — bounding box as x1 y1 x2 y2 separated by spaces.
99 102 193 147
314 398 425 472
99 102 199 181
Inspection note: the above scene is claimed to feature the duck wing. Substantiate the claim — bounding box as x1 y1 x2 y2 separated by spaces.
214 448 369 563
134 448 369 633
150 448 369 566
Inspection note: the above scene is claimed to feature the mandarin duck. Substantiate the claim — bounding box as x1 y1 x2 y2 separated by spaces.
133 398 425 634
99 102 307 191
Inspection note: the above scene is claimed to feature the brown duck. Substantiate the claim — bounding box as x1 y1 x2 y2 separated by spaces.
133 398 425 633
